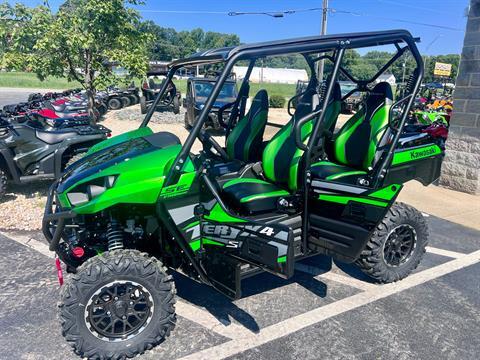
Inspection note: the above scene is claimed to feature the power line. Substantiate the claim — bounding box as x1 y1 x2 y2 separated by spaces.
329 9 464 32
137 7 464 32
140 10 228 15
373 0 454 16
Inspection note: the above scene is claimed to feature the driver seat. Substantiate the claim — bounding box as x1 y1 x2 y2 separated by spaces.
225 90 269 162
222 85 342 215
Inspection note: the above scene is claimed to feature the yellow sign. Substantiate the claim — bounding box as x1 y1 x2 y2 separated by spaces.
434 62 452 77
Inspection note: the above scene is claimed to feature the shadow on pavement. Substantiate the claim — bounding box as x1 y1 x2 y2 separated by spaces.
173 256 338 334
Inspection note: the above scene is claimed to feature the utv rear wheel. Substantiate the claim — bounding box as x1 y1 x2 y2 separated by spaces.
108 97 123 110
59 250 176 360
0 168 7 198
355 202 428 283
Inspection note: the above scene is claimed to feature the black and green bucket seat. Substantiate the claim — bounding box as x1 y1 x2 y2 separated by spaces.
222 83 342 215
225 89 269 162
310 82 394 184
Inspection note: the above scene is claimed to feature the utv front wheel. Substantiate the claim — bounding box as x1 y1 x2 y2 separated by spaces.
59 250 176 359
356 202 428 283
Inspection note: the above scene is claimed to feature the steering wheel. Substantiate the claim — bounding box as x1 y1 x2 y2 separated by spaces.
217 101 236 129
198 129 230 161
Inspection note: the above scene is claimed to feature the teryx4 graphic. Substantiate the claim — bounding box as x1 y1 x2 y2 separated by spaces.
43 30 444 359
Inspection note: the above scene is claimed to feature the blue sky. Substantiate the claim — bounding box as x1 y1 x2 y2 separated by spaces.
15 0 469 55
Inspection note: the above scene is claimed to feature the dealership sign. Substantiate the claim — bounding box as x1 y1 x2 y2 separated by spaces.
433 62 452 77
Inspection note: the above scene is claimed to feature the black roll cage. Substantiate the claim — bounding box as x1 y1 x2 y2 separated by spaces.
140 30 424 190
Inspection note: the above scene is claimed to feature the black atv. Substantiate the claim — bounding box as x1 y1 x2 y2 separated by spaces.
43 30 444 359
101 86 139 111
0 117 110 197
140 71 181 115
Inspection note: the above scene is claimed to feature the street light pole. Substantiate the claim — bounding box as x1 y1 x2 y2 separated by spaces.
317 0 329 81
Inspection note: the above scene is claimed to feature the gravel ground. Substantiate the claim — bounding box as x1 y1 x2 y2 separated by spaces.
0 105 345 231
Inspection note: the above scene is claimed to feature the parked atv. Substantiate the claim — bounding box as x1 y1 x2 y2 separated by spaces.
0 117 110 197
413 109 451 126
3 91 107 122
43 30 444 359
105 86 140 110
140 72 181 114
183 77 238 130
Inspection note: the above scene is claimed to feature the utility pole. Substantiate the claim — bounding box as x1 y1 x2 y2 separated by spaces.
317 0 329 81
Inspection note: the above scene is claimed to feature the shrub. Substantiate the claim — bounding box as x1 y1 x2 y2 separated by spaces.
269 95 286 108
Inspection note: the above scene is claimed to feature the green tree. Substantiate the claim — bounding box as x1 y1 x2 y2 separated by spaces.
1 0 151 120
139 22 240 61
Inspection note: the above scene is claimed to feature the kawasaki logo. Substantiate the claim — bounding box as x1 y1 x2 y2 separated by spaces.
410 147 436 160
392 145 441 166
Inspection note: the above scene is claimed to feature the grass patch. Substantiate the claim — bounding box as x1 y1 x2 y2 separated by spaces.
0 71 81 89
0 72 297 105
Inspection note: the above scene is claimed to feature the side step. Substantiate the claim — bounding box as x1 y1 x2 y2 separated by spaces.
202 215 303 299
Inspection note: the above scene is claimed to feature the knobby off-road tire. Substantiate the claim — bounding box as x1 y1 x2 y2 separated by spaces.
140 96 148 114
184 113 192 130
97 103 108 116
172 96 180 115
355 202 428 283
0 168 7 198
128 94 139 105
108 97 123 111
120 96 131 108
59 250 176 360
63 154 84 173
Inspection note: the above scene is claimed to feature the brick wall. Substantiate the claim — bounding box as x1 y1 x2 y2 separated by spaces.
439 0 480 194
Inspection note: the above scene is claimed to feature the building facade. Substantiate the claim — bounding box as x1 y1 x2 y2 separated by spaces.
439 0 480 194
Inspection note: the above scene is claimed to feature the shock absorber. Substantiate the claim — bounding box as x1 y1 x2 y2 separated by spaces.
107 219 124 251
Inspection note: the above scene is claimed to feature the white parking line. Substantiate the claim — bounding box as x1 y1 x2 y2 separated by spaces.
295 246 464 291
426 246 465 259
2 230 478 354
179 249 480 360
0 231 54 259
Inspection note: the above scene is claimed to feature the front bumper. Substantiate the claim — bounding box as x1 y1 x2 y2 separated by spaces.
42 182 76 252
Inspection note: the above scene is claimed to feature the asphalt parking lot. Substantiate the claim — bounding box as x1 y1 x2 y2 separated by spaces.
0 88 52 108
1 214 479 360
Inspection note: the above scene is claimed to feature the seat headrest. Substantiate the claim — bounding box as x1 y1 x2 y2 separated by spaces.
331 82 342 102
369 82 393 106
365 82 393 120
251 89 268 109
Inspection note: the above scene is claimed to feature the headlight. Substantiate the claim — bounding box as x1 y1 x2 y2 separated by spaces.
86 184 106 199
67 192 89 206
66 175 117 207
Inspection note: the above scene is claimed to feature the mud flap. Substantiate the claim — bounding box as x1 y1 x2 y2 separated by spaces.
200 220 295 280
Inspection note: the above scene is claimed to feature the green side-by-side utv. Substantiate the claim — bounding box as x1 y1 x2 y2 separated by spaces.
43 30 445 359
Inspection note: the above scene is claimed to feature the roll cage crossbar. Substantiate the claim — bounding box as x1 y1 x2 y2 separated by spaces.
139 30 424 190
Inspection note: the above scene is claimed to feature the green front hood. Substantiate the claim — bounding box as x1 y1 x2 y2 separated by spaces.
57 131 196 214
86 127 154 156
